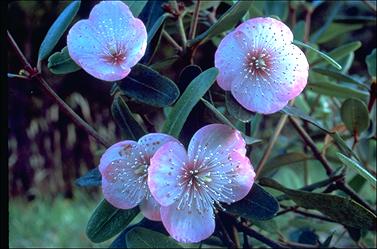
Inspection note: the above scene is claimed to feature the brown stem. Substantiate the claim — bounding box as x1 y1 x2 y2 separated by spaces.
280 204 337 223
236 223 288 248
303 9 312 44
7 30 111 148
255 113 288 178
188 0 201 40
216 213 236 249
162 30 183 53
289 116 376 214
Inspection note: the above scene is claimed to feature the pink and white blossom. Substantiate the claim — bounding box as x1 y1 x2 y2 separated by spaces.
215 17 309 114
99 133 179 221
67 1 147 81
148 124 255 243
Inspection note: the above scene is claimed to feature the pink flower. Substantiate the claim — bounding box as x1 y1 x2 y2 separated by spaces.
148 124 255 243
67 1 147 81
98 133 179 221
215 17 309 114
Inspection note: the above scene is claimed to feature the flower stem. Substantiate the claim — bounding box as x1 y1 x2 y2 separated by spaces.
162 30 183 53
188 0 201 40
7 30 111 148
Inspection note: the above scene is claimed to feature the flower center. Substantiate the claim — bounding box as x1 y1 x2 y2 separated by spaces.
243 51 271 78
102 46 126 65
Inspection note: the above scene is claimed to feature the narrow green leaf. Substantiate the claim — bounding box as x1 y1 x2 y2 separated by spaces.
201 98 262 145
315 23 363 44
111 94 147 140
126 227 183 248
312 68 369 90
340 98 370 134
147 13 169 44
225 91 254 122
293 40 342 70
38 1 81 61
337 153 376 188
260 152 311 176
117 64 180 107
308 82 369 100
366 48 376 79
47 46 81 74
86 200 139 243
122 1 148 17
312 41 362 66
188 1 252 46
260 178 377 230
225 183 279 220
161 68 218 138
75 168 101 187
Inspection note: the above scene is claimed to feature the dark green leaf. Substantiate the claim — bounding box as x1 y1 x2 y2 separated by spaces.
298 229 319 245
139 0 166 31
161 68 218 138
340 98 370 134
264 0 288 21
310 1 342 43
178 65 202 92
150 56 179 71
122 1 148 17
337 153 376 188
47 46 81 74
201 98 262 145
225 91 254 122
260 152 311 176
75 168 101 187
315 23 363 44
117 64 180 107
293 21 305 41
308 82 369 100
312 68 369 90
345 226 361 242
38 1 81 61
293 40 342 70
259 178 377 230
281 105 331 133
320 234 333 248
312 41 362 66
225 184 279 220
188 1 252 46
366 49 376 79
126 227 183 248
111 94 147 140
147 13 170 44
86 200 139 243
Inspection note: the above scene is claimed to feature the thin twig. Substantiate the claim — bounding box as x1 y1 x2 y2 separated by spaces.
162 30 183 53
236 223 288 248
255 113 288 178
7 30 111 148
280 204 337 223
216 213 236 249
289 116 376 214
303 8 312 44
188 0 201 40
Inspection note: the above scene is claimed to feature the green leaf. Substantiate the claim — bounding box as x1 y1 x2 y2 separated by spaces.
260 178 377 230
337 153 376 188
38 1 81 62
226 184 279 220
111 94 147 140
366 48 376 79
86 200 139 243
126 227 183 248
117 64 180 107
340 98 370 134
75 168 101 187
225 91 254 122
122 1 148 17
315 23 363 44
47 46 81 74
260 152 311 176
308 82 369 100
264 0 288 21
147 13 169 44
312 41 362 66
201 98 262 145
312 68 369 90
161 68 218 138
188 1 252 46
293 40 342 70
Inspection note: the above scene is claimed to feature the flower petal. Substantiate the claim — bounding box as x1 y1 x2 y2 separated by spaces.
148 141 189 206
138 133 179 158
214 30 248 91
101 159 147 209
204 151 255 204
188 124 246 165
160 202 215 243
98 140 138 173
139 194 161 221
